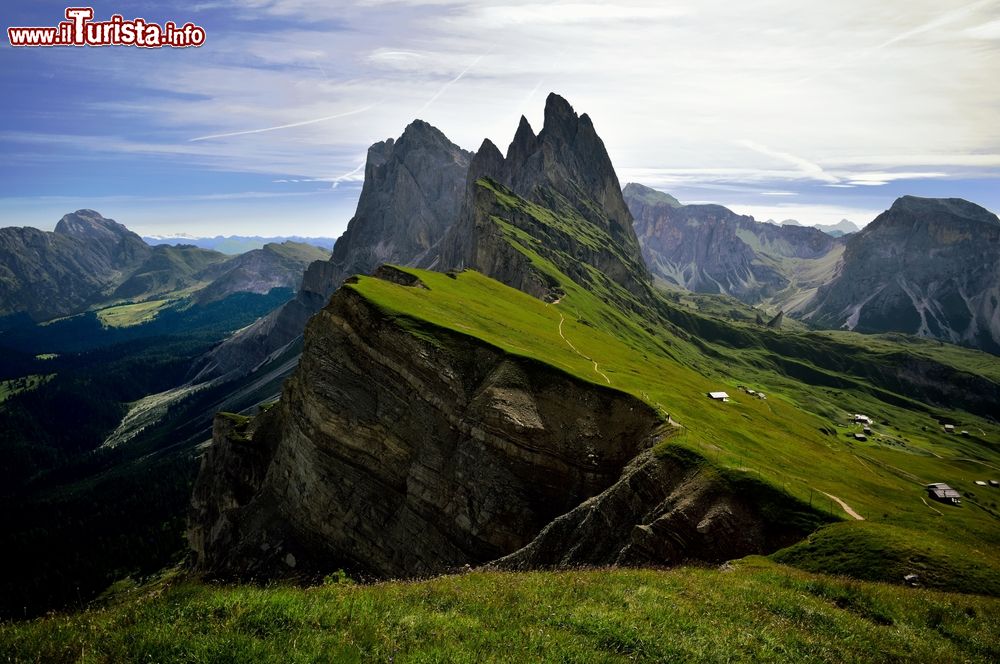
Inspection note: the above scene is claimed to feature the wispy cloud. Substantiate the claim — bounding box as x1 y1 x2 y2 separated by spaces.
2 0 999 234
736 140 840 184
415 51 491 116
875 0 995 49
189 104 377 142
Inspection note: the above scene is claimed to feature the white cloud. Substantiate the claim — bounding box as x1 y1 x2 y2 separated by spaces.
965 19 1000 39
6 0 1000 233
736 140 841 184
461 3 688 27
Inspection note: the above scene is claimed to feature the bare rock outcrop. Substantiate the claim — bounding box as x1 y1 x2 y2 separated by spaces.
189 275 662 580
437 94 652 303
494 449 828 570
190 120 472 383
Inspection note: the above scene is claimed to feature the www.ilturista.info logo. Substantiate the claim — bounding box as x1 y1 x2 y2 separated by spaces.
7 7 206 48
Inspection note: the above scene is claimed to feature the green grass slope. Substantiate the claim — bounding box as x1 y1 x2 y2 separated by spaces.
349 261 1000 590
3 561 999 663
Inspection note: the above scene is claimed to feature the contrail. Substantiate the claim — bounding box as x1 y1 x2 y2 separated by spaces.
737 139 840 184
415 50 491 116
875 0 992 50
189 104 375 142
518 79 544 113
331 160 366 189
794 0 991 85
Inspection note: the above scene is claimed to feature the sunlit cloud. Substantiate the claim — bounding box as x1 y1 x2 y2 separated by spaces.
2 0 999 235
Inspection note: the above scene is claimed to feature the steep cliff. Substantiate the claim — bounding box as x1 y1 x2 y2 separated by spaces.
190 270 663 579
801 196 1000 353
495 448 829 570
189 267 838 581
191 121 472 383
438 94 651 303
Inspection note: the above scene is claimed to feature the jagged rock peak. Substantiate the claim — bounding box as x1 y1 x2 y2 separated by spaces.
541 92 578 138
397 118 455 149
470 138 505 183
506 115 538 161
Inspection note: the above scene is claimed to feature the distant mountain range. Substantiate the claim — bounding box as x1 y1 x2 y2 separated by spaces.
799 196 1000 353
624 183 843 309
0 210 330 324
143 234 336 254
624 185 1000 353
774 218 861 237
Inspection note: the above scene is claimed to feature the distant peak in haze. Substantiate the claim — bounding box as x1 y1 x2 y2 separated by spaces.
143 234 337 254
812 219 861 236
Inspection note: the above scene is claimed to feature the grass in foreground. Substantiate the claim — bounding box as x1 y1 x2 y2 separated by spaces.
3 561 999 663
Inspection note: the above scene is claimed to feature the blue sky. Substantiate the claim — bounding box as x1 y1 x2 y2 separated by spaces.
2 0 999 237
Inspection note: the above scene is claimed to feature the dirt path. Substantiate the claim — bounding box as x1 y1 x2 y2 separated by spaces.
921 497 944 516
853 454 877 476
557 313 610 385
955 458 1000 472
820 490 864 520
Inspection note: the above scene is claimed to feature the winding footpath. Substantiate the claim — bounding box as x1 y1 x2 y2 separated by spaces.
820 490 864 520
556 312 611 385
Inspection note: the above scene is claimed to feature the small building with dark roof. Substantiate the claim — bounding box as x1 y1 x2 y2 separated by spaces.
926 483 962 505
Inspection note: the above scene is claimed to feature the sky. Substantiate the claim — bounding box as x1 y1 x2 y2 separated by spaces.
1 0 999 237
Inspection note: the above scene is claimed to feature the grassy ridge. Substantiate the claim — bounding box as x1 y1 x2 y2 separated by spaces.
3 561 999 663
349 265 1000 584
772 521 1000 596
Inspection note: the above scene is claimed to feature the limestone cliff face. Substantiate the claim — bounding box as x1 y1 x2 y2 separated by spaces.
437 94 651 301
191 121 472 383
494 450 827 570
189 270 829 580
189 273 662 579
801 196 1000 354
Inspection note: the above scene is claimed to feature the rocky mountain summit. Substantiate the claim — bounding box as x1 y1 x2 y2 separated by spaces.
624 183 842 306
192 120 472 384
439 94 651 302
800 196 1000 353
0 210 152 321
